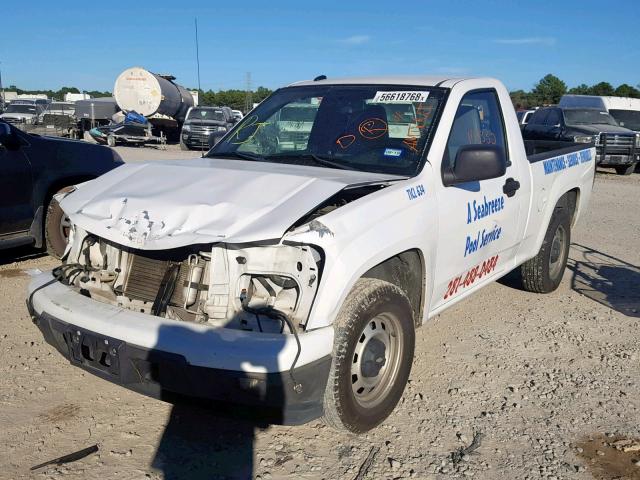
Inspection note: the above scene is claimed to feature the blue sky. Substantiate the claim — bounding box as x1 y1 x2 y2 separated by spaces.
2 0 638 93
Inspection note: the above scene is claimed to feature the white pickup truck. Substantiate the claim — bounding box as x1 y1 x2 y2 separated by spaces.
27 76 595 433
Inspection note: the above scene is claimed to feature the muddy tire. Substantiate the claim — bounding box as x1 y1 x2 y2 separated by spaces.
323 278 415 433
520 206 571 293
45 187 73 258
615 164 635 176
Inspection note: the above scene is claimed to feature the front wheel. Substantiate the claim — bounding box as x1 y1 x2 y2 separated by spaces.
45 187 74 258
106 134 116 147
520 206 571 293
323 278 415 433
615 164 636 175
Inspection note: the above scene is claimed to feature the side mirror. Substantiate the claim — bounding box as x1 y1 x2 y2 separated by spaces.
445 145 506 185
0 122 20 150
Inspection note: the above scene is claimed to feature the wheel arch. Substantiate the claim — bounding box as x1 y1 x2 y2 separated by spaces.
34 175 97 248
564 187 580 227
361 248 426 327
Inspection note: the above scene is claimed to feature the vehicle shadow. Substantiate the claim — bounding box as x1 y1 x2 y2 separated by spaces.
151 399 260 479
0 245 47 266
567 243 640 318
147 322 294 479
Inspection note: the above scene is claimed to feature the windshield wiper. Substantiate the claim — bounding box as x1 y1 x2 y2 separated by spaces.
207 151 266 162
266 154 356 171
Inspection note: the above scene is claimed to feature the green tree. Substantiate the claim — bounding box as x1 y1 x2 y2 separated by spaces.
588 82 615 96
568 84 590 95
509 89 533 109
532 74 567 105
614 83 640 98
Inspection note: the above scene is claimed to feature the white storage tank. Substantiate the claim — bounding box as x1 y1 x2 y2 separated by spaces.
113 67 194 121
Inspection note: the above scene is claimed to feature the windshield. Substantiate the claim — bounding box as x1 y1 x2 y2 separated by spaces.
609 109 640 131
208 85 444 176
48 102 74 112
187 109 225 122
6 104 36 114
564 109 618 126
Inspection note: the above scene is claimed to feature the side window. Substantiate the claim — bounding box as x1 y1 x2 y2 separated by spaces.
529 109 548 125
545 109 561 126
444 90 507 170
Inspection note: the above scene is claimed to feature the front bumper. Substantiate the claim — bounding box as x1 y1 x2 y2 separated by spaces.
27 272 333 425
182 131 225 148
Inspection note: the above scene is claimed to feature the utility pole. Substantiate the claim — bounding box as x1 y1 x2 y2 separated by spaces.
194 18 202 93
244 72 252 113
0 61 4 109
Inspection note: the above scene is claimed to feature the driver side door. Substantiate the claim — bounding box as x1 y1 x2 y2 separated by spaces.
0 125 34 236
432 89 524 310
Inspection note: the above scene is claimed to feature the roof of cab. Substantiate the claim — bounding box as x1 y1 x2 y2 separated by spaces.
289 75 473 88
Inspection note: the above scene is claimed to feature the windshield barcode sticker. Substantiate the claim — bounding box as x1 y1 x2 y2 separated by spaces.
372 91 429 103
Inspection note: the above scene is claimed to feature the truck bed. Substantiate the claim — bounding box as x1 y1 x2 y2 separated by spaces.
524 140 590 163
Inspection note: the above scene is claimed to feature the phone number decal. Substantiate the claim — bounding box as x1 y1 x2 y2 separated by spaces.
444 255 499 300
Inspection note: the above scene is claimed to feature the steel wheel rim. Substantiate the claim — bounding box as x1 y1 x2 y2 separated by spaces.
549 224 567 279
350 312 404 409
59 214 72 244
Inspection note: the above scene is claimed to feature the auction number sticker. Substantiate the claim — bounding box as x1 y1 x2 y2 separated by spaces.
372 91 429 103
444 255 499 300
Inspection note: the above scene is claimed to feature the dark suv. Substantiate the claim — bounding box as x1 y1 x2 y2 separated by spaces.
0 121 123 257
523 106 639 175
180 106 236 150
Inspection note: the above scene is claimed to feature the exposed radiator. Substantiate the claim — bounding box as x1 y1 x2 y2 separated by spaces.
123 254 208 307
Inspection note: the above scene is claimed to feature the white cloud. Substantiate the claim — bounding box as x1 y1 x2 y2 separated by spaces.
493 37 556 46
338 35 371 45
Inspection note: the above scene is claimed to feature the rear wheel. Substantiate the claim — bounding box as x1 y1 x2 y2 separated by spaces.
615 164 636 175
520 206 571 293
45 187 74 258
323 278 415 433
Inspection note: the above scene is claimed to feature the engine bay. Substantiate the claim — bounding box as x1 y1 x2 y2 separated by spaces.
57 229 322 334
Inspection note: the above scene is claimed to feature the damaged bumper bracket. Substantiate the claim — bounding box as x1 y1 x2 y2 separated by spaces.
27 272 333 425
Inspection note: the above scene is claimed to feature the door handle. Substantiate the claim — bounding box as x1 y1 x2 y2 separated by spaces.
503 177 520 198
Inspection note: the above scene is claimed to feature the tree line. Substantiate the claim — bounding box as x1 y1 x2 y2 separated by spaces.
197 86 272 111
4 85 112 99
3 84 274 112
510 74 640 109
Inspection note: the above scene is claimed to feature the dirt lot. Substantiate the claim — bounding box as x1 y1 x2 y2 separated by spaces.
0 149 639 479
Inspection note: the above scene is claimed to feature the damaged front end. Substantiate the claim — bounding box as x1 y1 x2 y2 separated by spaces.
59 227 323 334
27 160 401 423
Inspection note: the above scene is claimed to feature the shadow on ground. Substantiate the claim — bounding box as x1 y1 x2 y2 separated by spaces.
0 245 47 266
568 243 640 318
152 400 259 480
497 243 640 318
147 322 297 479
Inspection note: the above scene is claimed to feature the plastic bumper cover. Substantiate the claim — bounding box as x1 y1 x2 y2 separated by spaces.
27 272 333 424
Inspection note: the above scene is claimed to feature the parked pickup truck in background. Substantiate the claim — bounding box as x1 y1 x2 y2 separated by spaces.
522 105 639 175
27 76 595 433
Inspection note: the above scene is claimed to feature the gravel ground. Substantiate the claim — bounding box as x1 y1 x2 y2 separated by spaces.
0 149 638 479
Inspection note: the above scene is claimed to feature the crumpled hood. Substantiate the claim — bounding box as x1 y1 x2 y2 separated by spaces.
60 157 401 250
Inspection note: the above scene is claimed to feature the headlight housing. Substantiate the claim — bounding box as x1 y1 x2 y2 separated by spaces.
216 126 227 132
635 133 640 147
182 124 191 132
573 135 595 144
